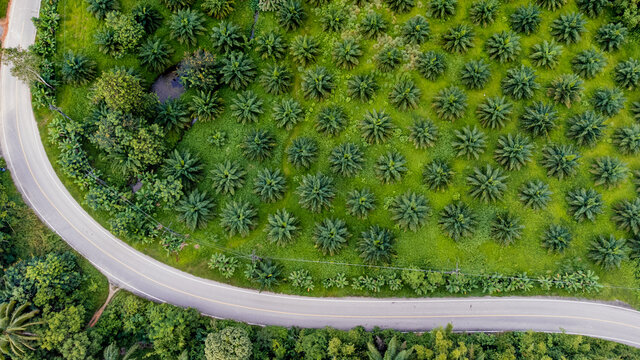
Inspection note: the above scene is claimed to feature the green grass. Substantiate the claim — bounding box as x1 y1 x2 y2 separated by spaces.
0 0 8 19
39 0 640 305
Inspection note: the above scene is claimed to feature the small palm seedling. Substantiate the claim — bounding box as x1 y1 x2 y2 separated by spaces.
529 40 562 69
468 0 498 28
491 212 523 246
230 90 263 124
286 137 318 169
402 16 430 44
157 98 190 131
389 80 421 111
176 190 215 230
452 126 486 159
423 159 454 191
439 201 477 241
190 91 224 122
162 0 194 11
467 164 508 202
61 51 97 85
375 151 408 184
360 110 395 144
432 86 467 121
389 192 430 232
210 160 246 195
442 24 475 54
541 144 581 179
132 4 163 34
260 64 292 95
613 198 640 235
566 187 603 222
613 125 640 155
241 129 276 161
542 224 571 252
359 226 396 264
596 23 627 52
138 37 173 72
476 96 513 129
550 13 586 45
333 38 363 70
415 51 446 81
273 98 303 130
163 149 203 188
375 46 403 72
360 12 387 39
254 31 287 60
547 74 584 108
169 9 206 46
296 173 336 212
346 188 376 219
592 88 625 117
385 0 415 13
536 0 565 11
211 21 243 54
320 7 347 32
329 143 364 177
278 0 305 31
86 0 119 19
502 65 539 100
429 0 457 19
316 106 347 136
202 0 235 19
588 235 628 270
494 133 533 171
520 101 558 138
245 258 282 290
347 74 378 102
460 59 490 90
615 58 640 90
409 118 439 149
254 168 286 203
220 201 257 237
301 67 335 100
290 35 320 66
265 209 298 246
519 180 552 209
313 218 350 256
510 5 541 35
485 31 521 63
220 52 256 90
571 49 606 79
590 157 628 188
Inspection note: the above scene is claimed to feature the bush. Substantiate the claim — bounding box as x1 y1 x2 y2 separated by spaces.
301 67 335 100
432 86 467 121
572 49 606 79
491 212 523 246
389 80 421 111
244 259 282 289
415 51 446 81
429 0 457 19
485 31 521 63
177 49 219 91
452 126 486 160
254 31 286 60
273 98 303 130
346 188 376 219
211 21 244 54
494 133 533 171
168 9 205 46
333 38 362 70
320 7 347 32
260 64 292 95
442 24 475 54
358 226 396 264
402 16 430 44
290 35 319 66
409 118 438 149
566 188 603 222
313 218 350 255
220 201 257 237
202 0 235 18
542 225 572 252
288 269 314 291
529 40 562 69
592 88 625 117
520 101 558 138
286 137 318 169
230 90 263 124
588 235 628 270
95 12 145 58
613 198 640 235
385 0 415 13
176 190 215 230
316 106 347 136
132 4 163 34
595 23 628 52
615 58 640 90
220 52 256 90
360 12 387 39
389 192 430 232
510 5 541 35
86 0 119 19
278 0 305 31
468 0 498 27
208 253 238 278
460 59 490 90
253 168 286 203
329 143 364 177
613 125 640 155
466 164 508 202
439 202 477 241
265 209 299 246
296 173 335 212
590 157 628 188
541 143 581 179
547 74 584 108
138 37 173 72
375 46 403 72
190 91 224 122
550 13 586 44
502 65 539 100
423 160 454 191
241 129 276 161
519 180 552 209
476 96 513 129
346 74 378 102
210 160 246 195
576 0 608 17
163 149 203 188
375 151 408 184
61 51 96 85
360 110 395 144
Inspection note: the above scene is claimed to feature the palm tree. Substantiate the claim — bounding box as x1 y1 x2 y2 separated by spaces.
245 259 282 290
61 51 97 85
422 159 454 191
157 98 190 132
375 151 407 184
265 209 299 246
219 201 257 237
541 144 581 179
502 65 539 100
510 5 541 35
375 46 403 73
360 110 394 144
432 86 467 121
613 198 640 235
615 58 640 90
346 74 378 102
230 90 263 124
485 31 521 63
530 40 562 69
439 202 477 241
494 133 533 171
389 192 430 232
254 31 287 60
220 52 256 90
286 137 318 169
590 157 628 188
86 0 119 19
547 74 584 108
278 0 306 31
491 212 523 246
566 111 606 147
360 12 387 39
576 0 608 17
211 21 244 54
358 226 395 264
132 4 163 34
176 190 215 230
409 118 438 149
469 0 498 27
296 173 336 213
613 125 640 155
441 24 475 54
386 0 415 12
162 149 203 188
168 9 205 46
466 164 508 203
452 126 486 160
138 37 173 72
476 96 513 129
588 235 628 270
320 7 347 32
460 59 490 90
333 38 362 70
566 188 603 222
346 188 376 219
389 80 421 111
253 168 286 203
537 0 566 10
190 91 224 122
163 0 194 11
402 15 430 44
290 35 319 66
416 51 446 81
241 129 276 161
210 160 246 195
550 12 586 44
520 101 558 138
542 224 572 253
316 106 347 136
519 180 552 209
572 49 606 79
592 87 625 117
273 98 303 130
301 67 335 100
260 64 292 95
313 218 350 256
201 0 235 19
367 337 413 360
0 301 41 358
596 23 627 52
103 343 139 360
329 143 364 177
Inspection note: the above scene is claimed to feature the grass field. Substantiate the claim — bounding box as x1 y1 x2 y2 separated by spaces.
38 0 640 304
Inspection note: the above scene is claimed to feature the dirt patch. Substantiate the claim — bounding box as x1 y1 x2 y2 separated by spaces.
151 67 185 103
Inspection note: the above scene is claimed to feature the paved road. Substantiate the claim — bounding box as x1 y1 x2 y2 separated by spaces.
4 0 640 348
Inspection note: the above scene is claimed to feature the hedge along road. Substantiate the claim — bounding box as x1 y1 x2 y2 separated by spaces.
4 0 640 348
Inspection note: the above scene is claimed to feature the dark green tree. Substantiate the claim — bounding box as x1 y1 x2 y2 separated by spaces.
202 0 235 19
220 201 257 237
613 125 640 155
615 58 640 90
590 157 628 188
460 59 490 90
329 143 364 177
190 91 224 122
613 198 640 235
61 51 97 85
402 15 430 44
572 49 606 79
510 5 541 35
254 31 287 60
485 31 521 63
286 137 318 169
491 212 523 246
452 126 486 159
529 40 562 69
162 149 203 188
360 12 387 39
439 202 477 241
210 160 246 195
132 4 163 34
230 90 263 124
576 0 608 17
593 88 625 117
596 23 628 52
423 159 454 191
566 187 603 222
375 151 408 184
346 188 376 219
138 37 174 72
467 164 508 202
244 259 282 290
241 129 276 161
176 190 215 230
409 118 438 149
588 235 628 269
389 192 430 232
205 327 252 360
157 98 190 132
346 74 378 102
389 80 421 111
278 0 306 31
259 64 292 95
273 98 303 130
494 133 533 171
320 7 347 32
313 218 350 256
520 101 558 137
360 110 395 144
375 46 403 72
168 9 205 46
429 0 457 19
220 52 256 90
86 0 119 19
537 0 566 10
211 21 244 54
469 0 498 27
542 224 572 252
162 0 194 11
550 12 586 44
316 106 347 136
432 86 467 121
290 35 320 66
476 96 513 129
415 51 447 81
566 111 606 147
386 0 415 12
265 209 299 246
333 38 362 70
253 168 286 203
301 67 335 100
358 226 396 264
296 173 336 212
502 65 539 100
519 180 552 209
442 24 475 54
541 144 581 179
547 74 584 108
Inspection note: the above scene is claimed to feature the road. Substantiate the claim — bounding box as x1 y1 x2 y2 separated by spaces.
3 0 640 349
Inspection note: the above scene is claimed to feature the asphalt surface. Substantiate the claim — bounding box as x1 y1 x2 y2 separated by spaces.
3 0 640 348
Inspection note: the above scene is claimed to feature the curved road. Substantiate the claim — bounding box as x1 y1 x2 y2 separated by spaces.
4 0 640 348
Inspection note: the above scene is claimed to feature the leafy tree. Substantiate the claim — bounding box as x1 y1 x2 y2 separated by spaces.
550 12 586 44
415 51 446 81
588 235 628 270
254 31 287 60
510 5 541 35
592 88 625 117
61 51 97 85
278 0 306 31
360 110 395 144
210 160 246 195
542 224 572 252
576 0 608 17
190 90 224 122
429 0 457 19
467 164 508 202
615 58 640 90
316 106 347 136
346 188 376 219
502 65 539 100
273 98 303 130
491 212 523 246
0 301 41 358
389 192 430 232
519 180 552 209
329 143 364 177
537 0 566 10
375 151 408 184
494 133 533 171
301 67 335 100
265 209 299 246
375 46 403 73
442 24 475 54
260 64 292 95
572 49 606 79
296 173 336 212
590 157 628 188
313 218 350 255
230 90 263 124
162 149 203 188
529 40 562 69
0 47 53 89
202 0 235 19
41 305 85 352
423 159 454 191
409 118 438 149
221 52 256 90
333 38 362 70
566 111 606 147
476 96 513 129
242 129 276 161
168 9 206 46
132 4 163 34
211 21 244 54
452 126 486 159
541 144 581 179
402 15 430 44
547 74 584 108
138 37 174 72
439 201 477 241
320 7 347 32
613 125 640 155
177 49 220 92
97 12 147 58
146 304 201 359
220 201 257 237
360 12 387 39
92 68 151 114
86 0 119 19
596 23 628 52
469 0 498 27
389 80 421 111
176 190 215 230
290 35 320 66
253 168 286 203
162 0 194 11
346 74 378 102
244 259 282 289
432 86 467 121
460 59 490 90
358 226 395 264
613 198 640 235
485 31 521 63
566 187 603 222
287 137 318 169
520 101 558 138
386 0 415 12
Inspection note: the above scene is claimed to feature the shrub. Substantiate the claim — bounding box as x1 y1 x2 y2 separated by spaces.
592 88 625 117
385 0 415 12
566 188 603 222
389 80 421 111
278 0 305 31
491 212 523 246
230 90 263 124
576 0 608 17
61 51 96 85
476 96 512 129
547 74 584 108
588 235 628 270
95 12 145 58
409 118 438 149
138 37 173 72
468 0 498 27
241 129 276 161
520 101 558 138
510 5 541 35
452 126 486 159
467 164 508 202
320 7 347 32
176 190 215 230
442 24 475 54
220 52 256 90
485 31 521 63
190 91 224 122
297 173 336 212
432 86 467 121
613 198 640 235
316 106 347 136
519 180 552 209
402 16 430 44
494 133 533 171
86 0 119 19
313 218 350 255
260 64 292 95
542 225 572 252
210 160 246 195
615 58 640 90
244 259 282 289
208 253 238 278
550 13 586 44
389 192 430 232
375 151 408 184
502 65 539 100
301 67 335 100
273 98 303 130
202 0 235 18
415 51 446 81
596 23 628 52
220 201 257 237
360 12 387 39
423 160 454 191
429 0 457 19
163 149 203 188
359 226 396 264
333 38 363 70
286 137 318 169
541 144 581 179
347 74 378 102
266 209 299 246
288 269 314 291
460 59 490 90
346 188 376 219
254 31 287 60
168 9 205 46
360 110 395 144
536 0 566 11
162 0 194 11
132 4 163 34
590 157 628 188
439 202 477 241
290 35 320 66
375 46 403 72
253 168 286 203
529 40 562 69
211 21 244 54
572 49 606 79
613 125 640 155
177 49 219 91
329 143 364 177
157 98 190 132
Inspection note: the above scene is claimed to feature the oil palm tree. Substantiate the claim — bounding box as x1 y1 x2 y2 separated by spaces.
0 301 41 358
